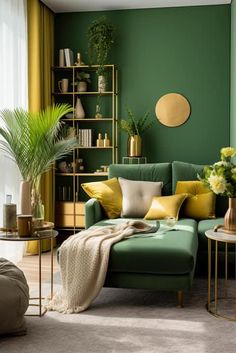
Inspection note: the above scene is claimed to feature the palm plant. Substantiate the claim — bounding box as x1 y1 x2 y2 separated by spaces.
119 108 155 137
0 104 78 217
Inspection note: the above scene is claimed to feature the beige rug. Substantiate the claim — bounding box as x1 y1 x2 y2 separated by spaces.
0 278 236 353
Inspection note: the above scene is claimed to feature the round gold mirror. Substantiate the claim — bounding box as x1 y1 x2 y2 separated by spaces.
155 93 191 127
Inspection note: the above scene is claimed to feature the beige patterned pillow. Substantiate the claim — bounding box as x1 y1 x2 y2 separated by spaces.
118 177 163 217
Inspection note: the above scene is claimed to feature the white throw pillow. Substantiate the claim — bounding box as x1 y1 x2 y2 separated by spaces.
118 177 163 217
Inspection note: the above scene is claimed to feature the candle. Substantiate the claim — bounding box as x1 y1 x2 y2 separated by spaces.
3 195 17 229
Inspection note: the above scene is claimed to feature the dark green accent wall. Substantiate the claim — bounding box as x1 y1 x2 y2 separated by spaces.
55 5 230 165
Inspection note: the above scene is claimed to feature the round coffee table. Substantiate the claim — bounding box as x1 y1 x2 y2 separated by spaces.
0 229 58 316
205 228 236 321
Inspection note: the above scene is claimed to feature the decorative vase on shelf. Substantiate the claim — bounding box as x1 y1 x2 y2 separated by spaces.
98 75 106 93
19 181 31 215
127 135 142 157
75 98 85 119
77 81 87 92
223 198 236 234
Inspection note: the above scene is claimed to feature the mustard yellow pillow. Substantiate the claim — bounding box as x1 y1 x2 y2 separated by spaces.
144 194 187 220
175 181 216 220
81 177 122 218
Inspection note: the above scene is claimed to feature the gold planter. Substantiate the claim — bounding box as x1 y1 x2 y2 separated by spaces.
127 135 142 157
223 198 236 234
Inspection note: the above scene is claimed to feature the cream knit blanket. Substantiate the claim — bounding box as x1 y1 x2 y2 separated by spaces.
45 220 155 314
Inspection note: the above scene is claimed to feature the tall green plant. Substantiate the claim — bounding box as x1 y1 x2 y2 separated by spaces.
0 104 77 192
87 16 115 76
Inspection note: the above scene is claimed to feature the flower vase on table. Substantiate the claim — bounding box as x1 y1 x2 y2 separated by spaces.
201 147 236 234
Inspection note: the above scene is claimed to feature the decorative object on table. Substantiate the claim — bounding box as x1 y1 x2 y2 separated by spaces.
17 214 32 237
103 133 110 147
200 147 236 234
155 93 191 127
96 133 103 147
119 108 155 157
0 104 77 221
87 16 115 90
58 78 69 93
2 194 17 230
75 97 85 119
72 71 90 92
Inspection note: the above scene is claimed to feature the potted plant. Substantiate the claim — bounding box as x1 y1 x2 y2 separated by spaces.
0 104 78 219
119 108 155 157
87 16 115 92
73 71 91 92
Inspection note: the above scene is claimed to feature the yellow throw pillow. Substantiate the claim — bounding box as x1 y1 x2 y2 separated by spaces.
81 177 122 219
144 194 187 220
175 181 216 220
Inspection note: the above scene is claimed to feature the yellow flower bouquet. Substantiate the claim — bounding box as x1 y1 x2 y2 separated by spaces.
200 147 236 197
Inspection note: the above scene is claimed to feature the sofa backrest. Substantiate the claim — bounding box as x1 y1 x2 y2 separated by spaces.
172 161 227 217
108 163 172 196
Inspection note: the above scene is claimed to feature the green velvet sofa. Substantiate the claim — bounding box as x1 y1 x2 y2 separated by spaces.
85 161 227 305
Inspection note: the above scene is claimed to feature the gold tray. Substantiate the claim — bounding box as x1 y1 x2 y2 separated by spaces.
0 221 54 233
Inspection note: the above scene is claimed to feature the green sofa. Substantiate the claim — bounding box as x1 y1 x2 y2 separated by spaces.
85 161 227 305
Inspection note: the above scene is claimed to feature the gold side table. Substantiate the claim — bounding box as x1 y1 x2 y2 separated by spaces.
0 229 58 317
205 229 236 321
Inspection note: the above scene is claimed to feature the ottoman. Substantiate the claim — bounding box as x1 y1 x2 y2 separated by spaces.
0 258 29 336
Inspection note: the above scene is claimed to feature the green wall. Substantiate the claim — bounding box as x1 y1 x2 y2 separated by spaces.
231 0 236 147
55 5 230 164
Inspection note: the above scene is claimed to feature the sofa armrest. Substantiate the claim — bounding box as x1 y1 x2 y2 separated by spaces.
85 198 104 229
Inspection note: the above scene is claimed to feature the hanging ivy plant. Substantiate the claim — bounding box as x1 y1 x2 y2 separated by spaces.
87 16 115 76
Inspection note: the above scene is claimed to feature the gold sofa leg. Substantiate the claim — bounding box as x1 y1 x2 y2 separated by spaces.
177 290 184 307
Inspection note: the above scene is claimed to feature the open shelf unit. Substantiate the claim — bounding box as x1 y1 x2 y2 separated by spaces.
52 64 118 232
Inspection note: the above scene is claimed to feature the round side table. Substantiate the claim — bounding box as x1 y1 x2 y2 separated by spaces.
0 229 58 317
205 228 236 321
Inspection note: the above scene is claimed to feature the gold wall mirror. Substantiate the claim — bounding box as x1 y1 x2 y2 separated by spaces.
155 93 191 127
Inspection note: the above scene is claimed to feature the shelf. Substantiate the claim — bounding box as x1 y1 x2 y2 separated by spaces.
77 146 113 149
53 64 115 69
56 172 108 176
62 118 113 122
52 91 114 95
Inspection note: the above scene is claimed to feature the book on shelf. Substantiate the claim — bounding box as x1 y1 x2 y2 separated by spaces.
64 48 74 66
78 129 94 147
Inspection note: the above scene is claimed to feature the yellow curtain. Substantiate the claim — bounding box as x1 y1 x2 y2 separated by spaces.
27 0 55 254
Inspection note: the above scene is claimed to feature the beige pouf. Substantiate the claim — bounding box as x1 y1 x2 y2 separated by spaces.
0 258 29 336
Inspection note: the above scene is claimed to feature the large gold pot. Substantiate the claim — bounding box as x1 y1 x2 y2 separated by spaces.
223 198 236 234
127 135 142 157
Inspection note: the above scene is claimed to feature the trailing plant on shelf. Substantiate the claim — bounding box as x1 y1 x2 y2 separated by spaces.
87 16 115 76
119 108 155 137
0 104 78 218
75 71 91 84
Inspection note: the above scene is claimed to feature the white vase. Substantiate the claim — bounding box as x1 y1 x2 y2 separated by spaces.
75 98 85 119
98 75 106 93
19 181 32 215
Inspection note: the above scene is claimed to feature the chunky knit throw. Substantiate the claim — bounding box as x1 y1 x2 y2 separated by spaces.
45 220 155 313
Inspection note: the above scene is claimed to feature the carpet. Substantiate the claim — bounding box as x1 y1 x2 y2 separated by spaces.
0 277 236 353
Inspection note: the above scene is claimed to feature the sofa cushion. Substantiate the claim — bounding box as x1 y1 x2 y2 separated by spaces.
144 194 187 220
175 181 216 220
172 161 228 217
119 177 163 217
82 178 122 218
109 163 172 196
91 218 198 275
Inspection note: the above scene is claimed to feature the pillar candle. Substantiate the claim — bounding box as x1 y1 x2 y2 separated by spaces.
3 204 17 229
